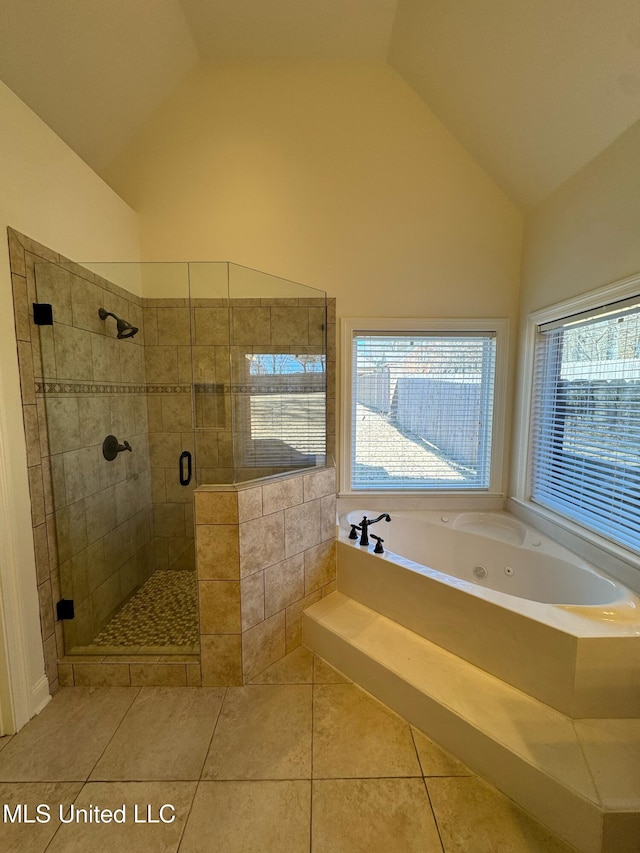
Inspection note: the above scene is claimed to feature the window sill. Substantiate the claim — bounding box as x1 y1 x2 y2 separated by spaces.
337 491 506 513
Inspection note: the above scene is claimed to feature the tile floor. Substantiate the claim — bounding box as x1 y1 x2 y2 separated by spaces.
0 647 574 852
89 570 199 651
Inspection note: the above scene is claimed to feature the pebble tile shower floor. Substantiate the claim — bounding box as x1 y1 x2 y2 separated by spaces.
0 647 573 852
88 570 199 651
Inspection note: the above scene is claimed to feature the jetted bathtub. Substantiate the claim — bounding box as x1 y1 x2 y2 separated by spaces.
337 509 640 718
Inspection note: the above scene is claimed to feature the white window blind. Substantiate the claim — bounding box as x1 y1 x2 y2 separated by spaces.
351 332 496 490
530 299 640 553
244 353 326 468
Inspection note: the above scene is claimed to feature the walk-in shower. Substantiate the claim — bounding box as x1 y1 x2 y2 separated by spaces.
32 259 329 658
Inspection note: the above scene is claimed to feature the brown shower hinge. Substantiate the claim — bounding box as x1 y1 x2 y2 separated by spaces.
33 303 53 325
56 599 75 621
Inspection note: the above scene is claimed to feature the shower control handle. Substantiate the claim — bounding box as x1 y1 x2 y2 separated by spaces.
179 450 192 486
102 434 132 461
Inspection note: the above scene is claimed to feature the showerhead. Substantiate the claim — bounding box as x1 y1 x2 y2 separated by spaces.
98 307 139 339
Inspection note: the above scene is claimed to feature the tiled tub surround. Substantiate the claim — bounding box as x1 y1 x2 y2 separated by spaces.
195 466 337 685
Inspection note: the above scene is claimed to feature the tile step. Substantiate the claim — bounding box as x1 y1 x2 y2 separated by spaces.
302 592 640 853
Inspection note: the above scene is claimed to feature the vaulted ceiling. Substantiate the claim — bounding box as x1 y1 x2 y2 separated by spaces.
1 0 639 209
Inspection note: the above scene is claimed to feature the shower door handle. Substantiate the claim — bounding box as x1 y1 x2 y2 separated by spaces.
179 450 192 486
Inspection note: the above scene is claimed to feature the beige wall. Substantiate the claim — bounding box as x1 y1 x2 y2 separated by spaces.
511 118 640 496
0 81 140 729
520 118 640 317
106 62 523 321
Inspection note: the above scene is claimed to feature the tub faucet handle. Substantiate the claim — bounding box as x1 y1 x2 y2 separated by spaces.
349 524 360 540
371 534 384 554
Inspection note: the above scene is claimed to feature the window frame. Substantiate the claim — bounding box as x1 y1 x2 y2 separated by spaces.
339 317 510 497
515 272 640 557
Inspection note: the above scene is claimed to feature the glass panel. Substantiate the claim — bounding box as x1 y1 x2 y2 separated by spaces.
35 260 199 655
35 260 154 652
188 263 232 486
227 263 327 482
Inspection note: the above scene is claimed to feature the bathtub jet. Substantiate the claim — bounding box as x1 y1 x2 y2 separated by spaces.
98 307 139 339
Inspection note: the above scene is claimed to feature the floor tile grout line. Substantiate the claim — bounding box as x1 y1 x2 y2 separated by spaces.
409 724 446 852
421 775 447 853
175 779 201 853
73 775 233 783
0 771 462 784
311 774 426 782
42 781 89 852
83 686 142 781
0 777 88 784
197 686 228 782
183 776 321 783
409 725 425 776
310 658 316 853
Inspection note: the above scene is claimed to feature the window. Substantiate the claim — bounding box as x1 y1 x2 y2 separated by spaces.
341 319 508 493
529 294 640 553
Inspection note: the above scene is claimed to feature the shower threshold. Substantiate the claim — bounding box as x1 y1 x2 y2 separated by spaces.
66 569 200 657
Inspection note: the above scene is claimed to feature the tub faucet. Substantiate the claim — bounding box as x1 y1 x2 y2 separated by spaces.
357 513 391 547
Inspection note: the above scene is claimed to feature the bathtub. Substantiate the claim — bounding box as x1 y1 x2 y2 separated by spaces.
336 509 640 718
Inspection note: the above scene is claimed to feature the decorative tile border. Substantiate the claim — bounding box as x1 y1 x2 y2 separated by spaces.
229 383 325 395
36 381 148 395
36 381 326 396
145 385 192 394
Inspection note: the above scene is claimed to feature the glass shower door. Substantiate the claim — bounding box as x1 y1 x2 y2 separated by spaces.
34 259 154 653
35 259 199 654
